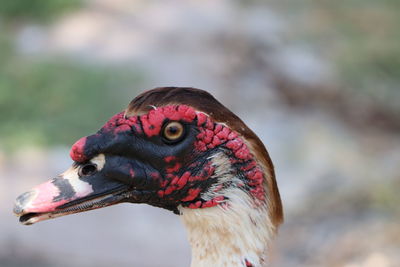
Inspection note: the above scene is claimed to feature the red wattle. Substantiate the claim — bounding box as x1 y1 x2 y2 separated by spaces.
70 136 87 162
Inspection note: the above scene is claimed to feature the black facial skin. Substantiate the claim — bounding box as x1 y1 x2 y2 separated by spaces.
70 119 221 214
84 121 197 171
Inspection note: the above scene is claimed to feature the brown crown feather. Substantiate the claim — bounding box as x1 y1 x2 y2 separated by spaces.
126 87 283 226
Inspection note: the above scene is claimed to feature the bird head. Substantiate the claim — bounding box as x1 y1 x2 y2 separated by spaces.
14 87 282 229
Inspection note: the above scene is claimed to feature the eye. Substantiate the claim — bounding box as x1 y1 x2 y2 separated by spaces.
162 121 185 142
79 163 97 177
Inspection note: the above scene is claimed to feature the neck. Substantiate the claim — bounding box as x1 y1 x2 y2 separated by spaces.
179 187 275 267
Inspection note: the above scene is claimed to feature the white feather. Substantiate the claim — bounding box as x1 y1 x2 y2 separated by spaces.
179 153 275 267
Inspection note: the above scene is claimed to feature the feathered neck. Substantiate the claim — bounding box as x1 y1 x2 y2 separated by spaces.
178 153 276 267
179 190 274 267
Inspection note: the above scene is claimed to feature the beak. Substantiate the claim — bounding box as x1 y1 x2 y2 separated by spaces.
13 159 130 225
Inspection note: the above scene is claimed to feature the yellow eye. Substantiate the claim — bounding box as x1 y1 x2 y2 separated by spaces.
163 121 184 142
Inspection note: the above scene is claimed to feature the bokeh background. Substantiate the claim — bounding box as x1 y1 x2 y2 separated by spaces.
1 0 399 266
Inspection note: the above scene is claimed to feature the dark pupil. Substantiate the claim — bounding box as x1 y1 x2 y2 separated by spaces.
81 164 97 176
168 126 179 135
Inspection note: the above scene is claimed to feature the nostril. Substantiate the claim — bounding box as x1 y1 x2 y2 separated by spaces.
14 190 36 215
79 163 97 177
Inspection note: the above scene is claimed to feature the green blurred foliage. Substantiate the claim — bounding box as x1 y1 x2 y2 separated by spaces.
371 179 400 216
0 0 145 150
0 37 143 149
0 0 81 22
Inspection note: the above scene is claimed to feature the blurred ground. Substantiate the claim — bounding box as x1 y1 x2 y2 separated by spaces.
1 0 399 266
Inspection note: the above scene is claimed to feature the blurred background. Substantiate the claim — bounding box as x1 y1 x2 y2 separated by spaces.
1 0 399 266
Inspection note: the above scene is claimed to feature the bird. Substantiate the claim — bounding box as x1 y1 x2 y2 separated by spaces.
14 87 283 267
